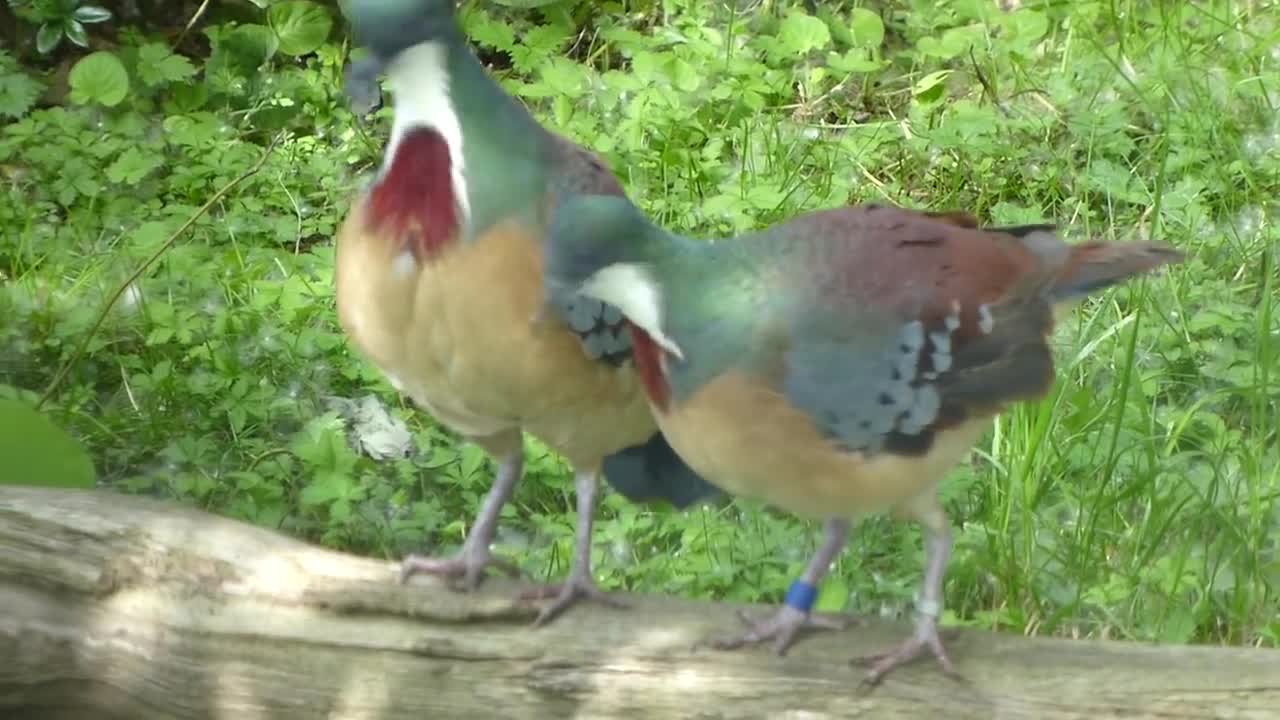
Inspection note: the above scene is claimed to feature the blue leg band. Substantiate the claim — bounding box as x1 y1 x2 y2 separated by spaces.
783 580 819 613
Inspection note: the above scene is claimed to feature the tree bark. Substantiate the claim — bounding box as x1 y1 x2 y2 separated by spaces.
1 486 1276 719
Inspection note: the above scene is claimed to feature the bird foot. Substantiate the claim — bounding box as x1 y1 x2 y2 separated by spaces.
854 615 963 687
520 573 628 627
708 606 849 656
398 547 521 591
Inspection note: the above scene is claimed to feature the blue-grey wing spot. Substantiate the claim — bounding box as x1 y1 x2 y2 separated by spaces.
928 330 953 373
584 332 608 358
603 327 630 355
602 304 623 326
784 319 945 457
566 299 596 332
898 384 940 435
901 321 926 352
929 330 951 355
547 294 632 367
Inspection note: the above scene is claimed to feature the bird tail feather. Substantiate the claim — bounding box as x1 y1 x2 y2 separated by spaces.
1050 241 1184 302
601 432 721 509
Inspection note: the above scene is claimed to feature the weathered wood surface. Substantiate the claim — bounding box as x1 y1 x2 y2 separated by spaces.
1 486 1276 719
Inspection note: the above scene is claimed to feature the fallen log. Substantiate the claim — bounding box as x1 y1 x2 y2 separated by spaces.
1 486 1275 719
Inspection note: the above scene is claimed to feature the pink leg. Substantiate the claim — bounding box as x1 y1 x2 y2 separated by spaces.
711 518 853 655
521 468 627 625
856 512 961 686
398 449 523 590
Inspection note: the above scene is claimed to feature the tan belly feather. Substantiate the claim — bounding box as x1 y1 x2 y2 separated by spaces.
653 370 990 519
336 207 655 467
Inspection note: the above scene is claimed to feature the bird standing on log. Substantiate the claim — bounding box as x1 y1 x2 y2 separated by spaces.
333 0 718 625
543 193 1183 683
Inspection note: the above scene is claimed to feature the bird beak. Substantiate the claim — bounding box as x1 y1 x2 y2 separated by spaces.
344 55 385 116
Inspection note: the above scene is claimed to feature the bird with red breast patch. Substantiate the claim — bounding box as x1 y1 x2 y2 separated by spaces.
335 0 719 626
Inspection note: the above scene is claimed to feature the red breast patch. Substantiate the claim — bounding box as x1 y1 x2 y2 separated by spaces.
368 127 461 260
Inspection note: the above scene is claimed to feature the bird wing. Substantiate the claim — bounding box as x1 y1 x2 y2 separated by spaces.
542 136 635 366
767 205 1065 458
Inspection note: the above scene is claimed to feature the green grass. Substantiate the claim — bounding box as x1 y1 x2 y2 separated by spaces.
2 0 1277 649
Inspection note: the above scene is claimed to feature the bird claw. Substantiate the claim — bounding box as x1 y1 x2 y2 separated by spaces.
854 617 964 687
708 606 849 656
398 548 522 591
521 574 628 627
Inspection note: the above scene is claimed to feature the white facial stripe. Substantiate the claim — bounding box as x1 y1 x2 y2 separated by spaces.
579 263 683 360
383 42 471 227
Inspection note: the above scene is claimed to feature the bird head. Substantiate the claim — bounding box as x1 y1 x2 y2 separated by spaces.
541 194 685 360
544 195 643 293
341 0 459 111
342 0 457 60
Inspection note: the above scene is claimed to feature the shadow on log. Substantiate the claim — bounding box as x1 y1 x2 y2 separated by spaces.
1 486 1276 719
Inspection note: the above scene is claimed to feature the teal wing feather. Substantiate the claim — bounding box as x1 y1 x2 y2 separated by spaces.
544 137 634 366
688 205 1063 458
